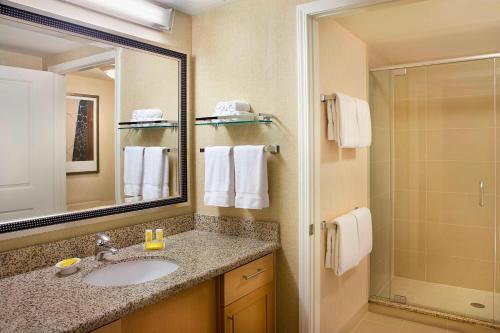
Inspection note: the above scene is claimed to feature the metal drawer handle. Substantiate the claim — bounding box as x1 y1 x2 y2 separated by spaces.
243 268 266 280
228 315 235 333
479 180 485 207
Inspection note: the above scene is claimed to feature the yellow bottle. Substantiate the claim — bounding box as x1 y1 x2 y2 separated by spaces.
155 228 164 242
145 229 153 242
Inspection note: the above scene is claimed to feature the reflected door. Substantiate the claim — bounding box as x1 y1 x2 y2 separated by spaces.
0 65 66 220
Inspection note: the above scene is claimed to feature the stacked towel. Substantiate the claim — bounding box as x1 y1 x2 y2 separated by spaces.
325 207 373 276
325 214 360 276
327 93 372 148
355 99 372 147
131 109 163 122
204 146 235 207
234 145 269 209
124 146 144 197
142 147 169 200
352 207 373 259
334 92 359 148
213 100 251 117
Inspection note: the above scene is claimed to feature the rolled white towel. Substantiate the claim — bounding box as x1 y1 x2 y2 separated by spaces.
212 101 251 117
132 108 163 121
226 100 250 113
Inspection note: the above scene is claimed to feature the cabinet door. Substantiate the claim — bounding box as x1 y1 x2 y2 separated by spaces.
224 283 274 333
122 279 217 333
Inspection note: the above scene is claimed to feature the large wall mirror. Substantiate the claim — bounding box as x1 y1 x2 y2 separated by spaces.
0 5 187 233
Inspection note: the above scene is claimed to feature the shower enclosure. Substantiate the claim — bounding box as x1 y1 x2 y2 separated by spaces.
370 56 499 322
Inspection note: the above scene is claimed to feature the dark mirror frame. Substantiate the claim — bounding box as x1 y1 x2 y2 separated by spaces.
0 4 188 233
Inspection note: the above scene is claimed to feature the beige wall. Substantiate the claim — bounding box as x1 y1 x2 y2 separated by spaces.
0 1 193 251
317 18 370 333
0 49 43 70
191 0 311 331
66 74 115 210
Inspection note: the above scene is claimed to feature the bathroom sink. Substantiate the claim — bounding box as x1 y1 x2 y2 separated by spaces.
82 259 179 287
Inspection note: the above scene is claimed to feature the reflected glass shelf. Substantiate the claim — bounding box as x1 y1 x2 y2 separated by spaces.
194 113 273 126
118 120 178 130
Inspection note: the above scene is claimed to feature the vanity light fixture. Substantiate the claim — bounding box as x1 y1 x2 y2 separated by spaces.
61 0 175 31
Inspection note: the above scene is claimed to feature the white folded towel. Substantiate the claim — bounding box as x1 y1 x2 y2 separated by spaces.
212 101 251 117
334 92 359 148
355 99 372 147
162 150 169 197
234 145 269 209
351 207 372 259
204 146 235 207
142 147 168 200
132 108 163 121
325 213 360 276
124 146 144 197
326 99 335 140
226 100 251 113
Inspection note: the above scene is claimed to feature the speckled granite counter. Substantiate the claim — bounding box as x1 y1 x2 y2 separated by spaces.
0 230 280 333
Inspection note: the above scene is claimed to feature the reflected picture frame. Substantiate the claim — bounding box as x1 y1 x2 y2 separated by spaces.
66 93 99 174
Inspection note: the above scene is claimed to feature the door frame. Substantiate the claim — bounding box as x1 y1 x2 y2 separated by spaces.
296 1 393 332
48 50 123 203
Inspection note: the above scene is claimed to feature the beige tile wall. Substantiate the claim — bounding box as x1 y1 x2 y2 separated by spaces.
390 59 496 292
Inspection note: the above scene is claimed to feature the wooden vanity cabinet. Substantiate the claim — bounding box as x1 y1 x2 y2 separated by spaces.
221 253 275 333
90 253 275 333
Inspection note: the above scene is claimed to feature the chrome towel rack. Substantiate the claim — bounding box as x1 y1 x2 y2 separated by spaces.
320 94 336 102
321 207 359 230
122 147 177 152
199 144 280 154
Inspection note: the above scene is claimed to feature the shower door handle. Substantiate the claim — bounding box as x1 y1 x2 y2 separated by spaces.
479 180 485 207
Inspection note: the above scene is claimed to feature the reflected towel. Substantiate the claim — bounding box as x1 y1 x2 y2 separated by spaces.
124 146 144 197
142 147 168 200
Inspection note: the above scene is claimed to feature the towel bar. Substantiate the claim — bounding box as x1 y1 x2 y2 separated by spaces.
122 147 177 152
321 207 360 230
199 144 280 154
320 94 336 102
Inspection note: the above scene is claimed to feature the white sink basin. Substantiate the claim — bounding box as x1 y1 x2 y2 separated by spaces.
82 259 179 287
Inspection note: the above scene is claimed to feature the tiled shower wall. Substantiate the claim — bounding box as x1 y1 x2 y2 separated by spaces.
370 58 498 295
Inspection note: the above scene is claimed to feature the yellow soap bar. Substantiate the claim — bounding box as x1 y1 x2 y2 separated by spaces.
60 258 78 268
145 240 164 251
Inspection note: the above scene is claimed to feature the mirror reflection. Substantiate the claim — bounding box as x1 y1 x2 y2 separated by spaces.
0 18 181 223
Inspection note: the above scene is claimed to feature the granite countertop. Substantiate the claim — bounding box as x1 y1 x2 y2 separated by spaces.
0 230 280 333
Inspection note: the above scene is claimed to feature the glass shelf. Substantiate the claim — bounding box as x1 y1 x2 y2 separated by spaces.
118 120 178 130
194 113 273 126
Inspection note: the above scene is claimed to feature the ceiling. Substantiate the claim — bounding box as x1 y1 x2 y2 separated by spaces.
330 0 500 68
159 0 235 15
0 20 84 56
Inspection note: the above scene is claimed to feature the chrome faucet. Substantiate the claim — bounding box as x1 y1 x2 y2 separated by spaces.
95 232 118 261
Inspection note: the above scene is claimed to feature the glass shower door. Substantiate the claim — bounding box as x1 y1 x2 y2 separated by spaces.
370 58 497 322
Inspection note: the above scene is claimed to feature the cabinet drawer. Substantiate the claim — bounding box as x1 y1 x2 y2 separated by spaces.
223 253 273 306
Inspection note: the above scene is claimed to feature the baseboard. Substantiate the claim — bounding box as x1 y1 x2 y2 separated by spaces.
369 297 500 333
